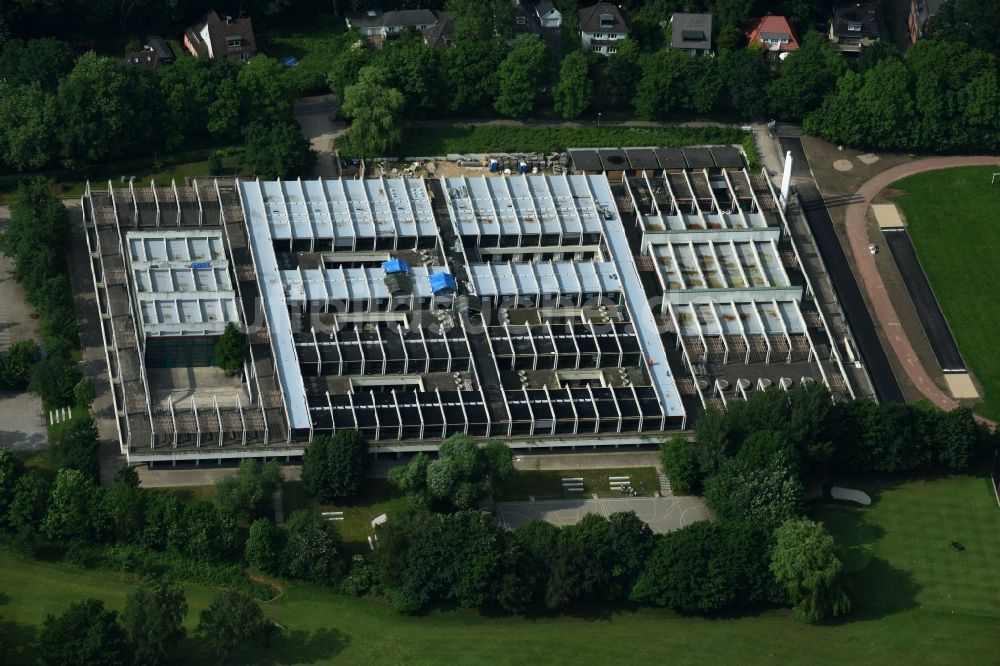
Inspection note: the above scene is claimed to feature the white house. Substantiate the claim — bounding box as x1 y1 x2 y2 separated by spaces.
535 0 562 29
579 3 628 55
346 9 441 45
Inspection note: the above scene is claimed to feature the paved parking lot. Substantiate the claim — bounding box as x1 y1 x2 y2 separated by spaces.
0 206 48 452
496 496 712 534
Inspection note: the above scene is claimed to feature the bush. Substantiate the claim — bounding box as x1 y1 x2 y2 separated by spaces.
215 459 283 522
48 413 100 481
0 338 39 389
207 150 223 176
73 377 95 408
244 517 282 574
28 352 80 407
282 509 346 584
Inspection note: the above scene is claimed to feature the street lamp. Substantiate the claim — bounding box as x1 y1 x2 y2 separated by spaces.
598 112 602 126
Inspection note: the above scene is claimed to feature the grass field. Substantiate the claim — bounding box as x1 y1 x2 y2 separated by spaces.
337 124 748 158
494 467 661 501
257 16 348 96
893 166 1000 420
1 474 997 665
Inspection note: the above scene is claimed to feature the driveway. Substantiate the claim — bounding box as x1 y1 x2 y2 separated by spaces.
496 496 712 534
294 94 345 179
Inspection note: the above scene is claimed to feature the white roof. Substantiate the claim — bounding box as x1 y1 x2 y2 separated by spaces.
240 181 312 430
443 174 615 238
468 261 621 297
127 230 240 337
282 266 452 303
244 178 439 243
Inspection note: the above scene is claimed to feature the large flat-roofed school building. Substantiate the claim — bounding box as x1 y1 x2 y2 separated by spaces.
81 146 863 465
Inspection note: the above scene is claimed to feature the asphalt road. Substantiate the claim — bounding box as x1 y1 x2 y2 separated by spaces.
779 137 904 404
882 229 966 372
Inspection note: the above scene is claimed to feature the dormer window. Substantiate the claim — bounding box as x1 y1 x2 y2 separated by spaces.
600 13 614 27
848 23 862 32
516 16 526 25
227 37 242 48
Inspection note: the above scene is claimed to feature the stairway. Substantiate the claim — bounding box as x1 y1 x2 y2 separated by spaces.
658 471 673 496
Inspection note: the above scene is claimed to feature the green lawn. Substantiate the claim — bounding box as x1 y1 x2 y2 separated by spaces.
893 166 1000 420
1 474 997 664
338 124 748 158
257 16 349 96
494 467 661 501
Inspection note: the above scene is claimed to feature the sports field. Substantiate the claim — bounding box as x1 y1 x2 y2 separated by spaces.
1 474 997 665
892 166 1000 420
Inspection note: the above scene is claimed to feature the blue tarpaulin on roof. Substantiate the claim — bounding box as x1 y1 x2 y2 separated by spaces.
429 272 457 294
382 258 410 274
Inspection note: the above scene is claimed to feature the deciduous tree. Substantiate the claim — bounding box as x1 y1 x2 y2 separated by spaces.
771 518 851 622
196 590 268 660
494 35 549 118
553 50 592 119
39 598 130 666
122 579 188 666
215 459 283 522
340 65 406 156
301 430 369 501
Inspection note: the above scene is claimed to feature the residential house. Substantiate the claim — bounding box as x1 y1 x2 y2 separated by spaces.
579 3 629 55
535 0 562 29
908 0 944 43
745 15 799 56
423 13 456 49
124 36 175 69
670 13 712 56
183 10 256 61
346 9 442 47
512 1 543 41
828 0 882 53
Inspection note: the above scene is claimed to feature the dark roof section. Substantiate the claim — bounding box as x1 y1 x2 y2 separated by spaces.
424 13 455 48
185 10 256 61
146 36 175 63
682 147 714 168
710 146 744 168
579 3 628 33
624 148 659 170
831 0 882 39
512 1 542 37
536 0 557 16
567 148 603 172
348 8 439 30
598 148 629 171
654 147 687 169
670 13 712 50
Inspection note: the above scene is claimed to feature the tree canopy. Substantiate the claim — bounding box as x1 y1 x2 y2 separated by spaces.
301 430 370 502
39 598 130 666
122 579 188 666
339 65 406 157
771 518 852 622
